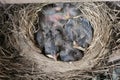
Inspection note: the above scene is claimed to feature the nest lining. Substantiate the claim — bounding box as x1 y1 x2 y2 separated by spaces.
0 2 111 74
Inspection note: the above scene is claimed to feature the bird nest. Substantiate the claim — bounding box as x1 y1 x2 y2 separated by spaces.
0 2 114 79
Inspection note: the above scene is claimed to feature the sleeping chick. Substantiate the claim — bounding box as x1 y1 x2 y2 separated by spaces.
44 30 58 61
64 18 93 50
59 42 84 62
74 18 93 49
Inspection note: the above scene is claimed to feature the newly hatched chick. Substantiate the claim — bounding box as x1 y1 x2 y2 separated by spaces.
74 18 93 49
35 24 58 60
64 18 93 50
41 3 66 27
44 30 58 60
59 42 84 62
49 25 65 60
62 3 82 19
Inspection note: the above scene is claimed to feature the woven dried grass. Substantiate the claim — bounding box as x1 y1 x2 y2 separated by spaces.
0 2 115 80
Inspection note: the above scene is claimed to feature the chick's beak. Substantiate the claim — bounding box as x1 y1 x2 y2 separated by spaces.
73 41 85 51
53 54 57 61
46 53 59 61
53 53 60 61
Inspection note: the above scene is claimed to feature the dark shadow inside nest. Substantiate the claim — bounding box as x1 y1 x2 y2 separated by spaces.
34 3 94 62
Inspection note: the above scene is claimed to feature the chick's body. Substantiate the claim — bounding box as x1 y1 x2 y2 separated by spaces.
44 30 58 60
64 18 93 49
75 18 93 48
59 42 84 62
